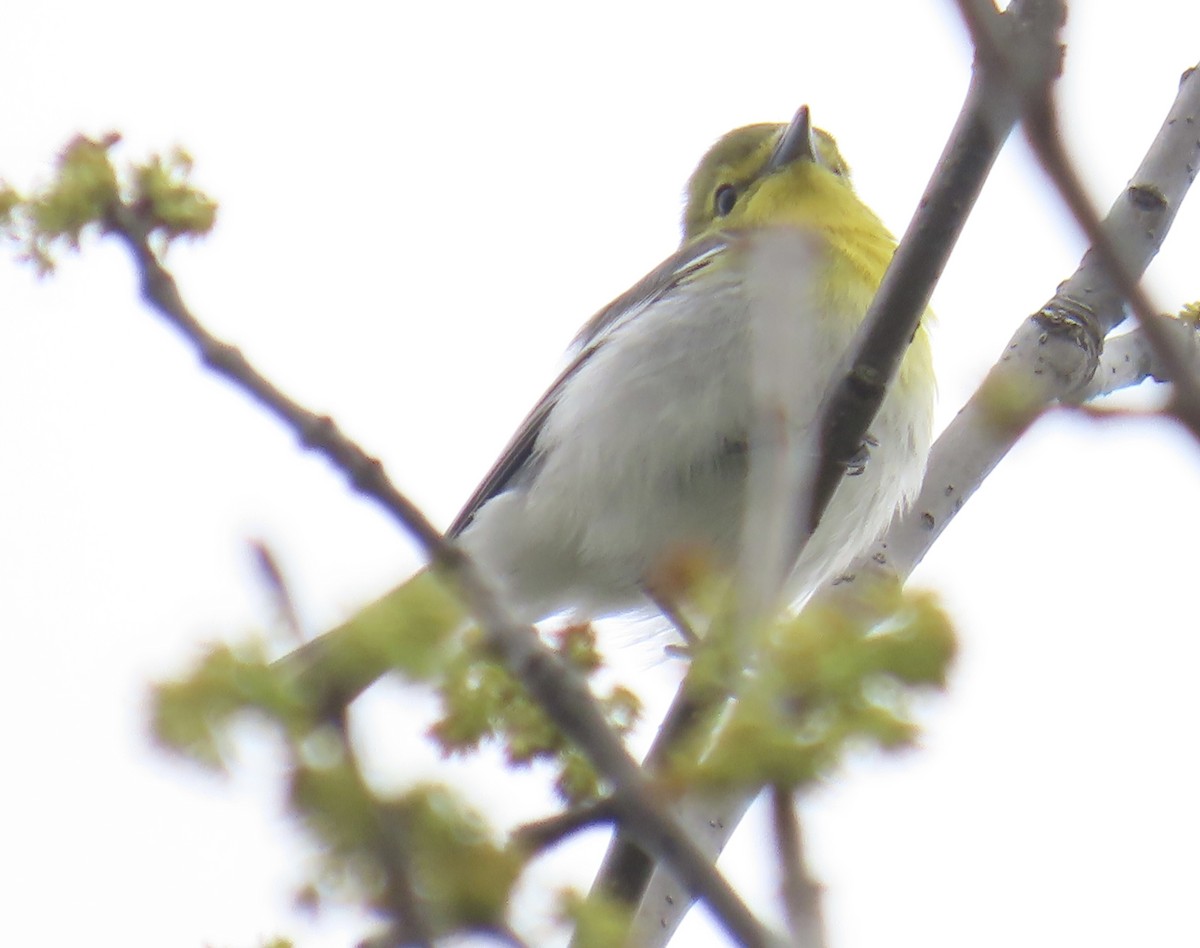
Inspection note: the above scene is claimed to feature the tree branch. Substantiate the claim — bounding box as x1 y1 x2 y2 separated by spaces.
771 786 825 948
805 0 1066 534
1076 318 1200 402
100 206 779 948
513 800 618 855
957 3 1200 439
883 61 1200 578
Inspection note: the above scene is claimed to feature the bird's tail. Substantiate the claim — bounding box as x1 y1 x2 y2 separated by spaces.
275 567 466 712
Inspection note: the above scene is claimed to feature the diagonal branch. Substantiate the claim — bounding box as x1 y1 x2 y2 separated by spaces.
804 0 1066 534
883 61 1200 579
101 204 779 948
771 786 825 948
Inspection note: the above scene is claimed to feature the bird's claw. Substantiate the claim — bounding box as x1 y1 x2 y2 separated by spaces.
846 433 879 477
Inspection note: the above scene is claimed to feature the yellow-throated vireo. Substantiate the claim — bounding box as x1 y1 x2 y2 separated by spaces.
289 107 934 689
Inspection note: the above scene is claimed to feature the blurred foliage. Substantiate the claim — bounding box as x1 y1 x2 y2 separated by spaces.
560 889 634 948
293 764 524 937
0 132 215 274
433 622 642 804
150 561 955 940
152 639 309 771
289 571 470 710
675 582 956 789
151 577 644 938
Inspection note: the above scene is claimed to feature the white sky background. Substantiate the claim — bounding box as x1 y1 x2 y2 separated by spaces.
2 2 1199 946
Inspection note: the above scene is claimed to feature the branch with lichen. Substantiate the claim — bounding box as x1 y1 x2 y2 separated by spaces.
956 2 1200 439
882 64 1200 582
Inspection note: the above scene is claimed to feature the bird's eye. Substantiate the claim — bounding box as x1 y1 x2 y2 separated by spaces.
713 183 737 217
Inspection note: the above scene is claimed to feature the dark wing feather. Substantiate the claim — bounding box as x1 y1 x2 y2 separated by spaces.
447 234 728 538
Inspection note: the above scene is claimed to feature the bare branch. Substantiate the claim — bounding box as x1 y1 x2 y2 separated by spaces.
1077 319 1200 402
958 3 1200 437
804 0 1065 534
883 63 1200 579
248 538 306 644
771 787 825 948
513 800 618 855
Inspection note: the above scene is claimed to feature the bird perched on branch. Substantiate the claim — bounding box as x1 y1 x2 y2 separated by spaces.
286 106 934 695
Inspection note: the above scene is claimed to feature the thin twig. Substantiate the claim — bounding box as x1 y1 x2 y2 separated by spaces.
249 537 306 644
771 786 825 948
1076 319 1200 402
957 1 1200 438
513 799 619 854
101 206 778 948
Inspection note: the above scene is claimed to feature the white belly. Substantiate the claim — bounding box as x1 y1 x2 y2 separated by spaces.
458 231 933 622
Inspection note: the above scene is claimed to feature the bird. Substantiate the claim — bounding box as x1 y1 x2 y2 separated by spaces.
285 106 934 699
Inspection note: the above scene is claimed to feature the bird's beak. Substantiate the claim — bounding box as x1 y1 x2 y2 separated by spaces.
765 105 816 173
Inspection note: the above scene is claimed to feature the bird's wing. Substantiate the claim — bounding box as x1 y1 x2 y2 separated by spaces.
447 233 728 538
